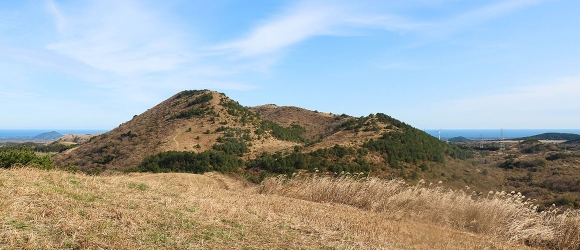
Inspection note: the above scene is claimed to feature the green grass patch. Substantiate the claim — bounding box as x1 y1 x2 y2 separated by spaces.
128 182 149 191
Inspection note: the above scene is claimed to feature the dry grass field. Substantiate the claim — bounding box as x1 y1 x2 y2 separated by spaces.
2 167 578 249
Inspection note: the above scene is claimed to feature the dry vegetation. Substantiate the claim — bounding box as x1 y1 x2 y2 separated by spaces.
2 167 578 249
52 90 398 173
260 174 580 249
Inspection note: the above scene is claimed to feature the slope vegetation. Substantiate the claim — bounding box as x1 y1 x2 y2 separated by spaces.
4 167 576 249
54 90 451 179
54 90 306 173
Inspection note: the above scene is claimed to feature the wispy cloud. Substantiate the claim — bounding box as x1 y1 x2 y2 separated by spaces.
45 0 189 76
423 0 547 39
46 0 66 34
213 2 344 58
346 14 427 32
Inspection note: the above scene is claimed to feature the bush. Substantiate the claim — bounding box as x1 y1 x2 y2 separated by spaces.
0 148 54 170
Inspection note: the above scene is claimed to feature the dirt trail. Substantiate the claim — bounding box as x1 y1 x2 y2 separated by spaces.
130 172 251 191
172 134 180 150
203 172 250 191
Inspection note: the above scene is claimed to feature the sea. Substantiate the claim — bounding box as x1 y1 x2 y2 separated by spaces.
424 129 580 140
0 129 109 140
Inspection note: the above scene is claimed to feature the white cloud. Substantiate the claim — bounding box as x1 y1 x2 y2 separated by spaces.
45 0 190 76
213 3 344 58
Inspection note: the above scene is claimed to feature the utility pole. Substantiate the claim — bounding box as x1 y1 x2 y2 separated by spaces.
500 128 505 151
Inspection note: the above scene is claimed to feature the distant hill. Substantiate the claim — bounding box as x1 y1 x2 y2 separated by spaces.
56 134 99 144
449 136 470 142
515 132 580 141
33 131 63 140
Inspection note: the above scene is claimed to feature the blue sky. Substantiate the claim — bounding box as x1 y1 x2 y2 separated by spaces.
1 0 579 130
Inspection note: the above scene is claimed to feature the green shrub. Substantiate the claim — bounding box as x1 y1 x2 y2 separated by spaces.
0 148 54 170
187 93 213 107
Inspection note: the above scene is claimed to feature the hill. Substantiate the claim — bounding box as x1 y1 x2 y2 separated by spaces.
515 132 580 141
54 90 450 178
56 134 99 144
50 90 580 209
2 167 578 249
33 131 63 140
449 136 471 142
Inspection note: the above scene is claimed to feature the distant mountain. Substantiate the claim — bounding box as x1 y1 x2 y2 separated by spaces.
33 131 64 140
515 132 580 141
449 136 471 142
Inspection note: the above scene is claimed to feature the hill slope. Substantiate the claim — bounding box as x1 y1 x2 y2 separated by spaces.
54 90 302 173
4 167 572 249
249 104 342 140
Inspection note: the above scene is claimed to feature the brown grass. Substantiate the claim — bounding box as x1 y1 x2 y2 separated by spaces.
259 174 580 249
0 167 547 249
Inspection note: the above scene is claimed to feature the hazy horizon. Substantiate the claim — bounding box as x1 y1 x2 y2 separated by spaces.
3 128 580 140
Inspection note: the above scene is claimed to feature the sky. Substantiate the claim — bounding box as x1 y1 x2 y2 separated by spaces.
1 0 579 130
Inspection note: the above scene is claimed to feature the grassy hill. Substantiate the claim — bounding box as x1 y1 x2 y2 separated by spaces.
53 90 452 179
2 167 578 249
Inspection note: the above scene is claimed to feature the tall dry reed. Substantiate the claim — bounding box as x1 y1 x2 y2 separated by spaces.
259 174 580 249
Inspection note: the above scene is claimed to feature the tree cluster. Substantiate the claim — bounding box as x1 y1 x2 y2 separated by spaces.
137 151 243 174
256 120 306 142
0 142 75 153
212 138 249 156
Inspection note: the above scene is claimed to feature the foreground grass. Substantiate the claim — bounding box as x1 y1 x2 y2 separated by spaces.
260 174 580 250
0 168 569 249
